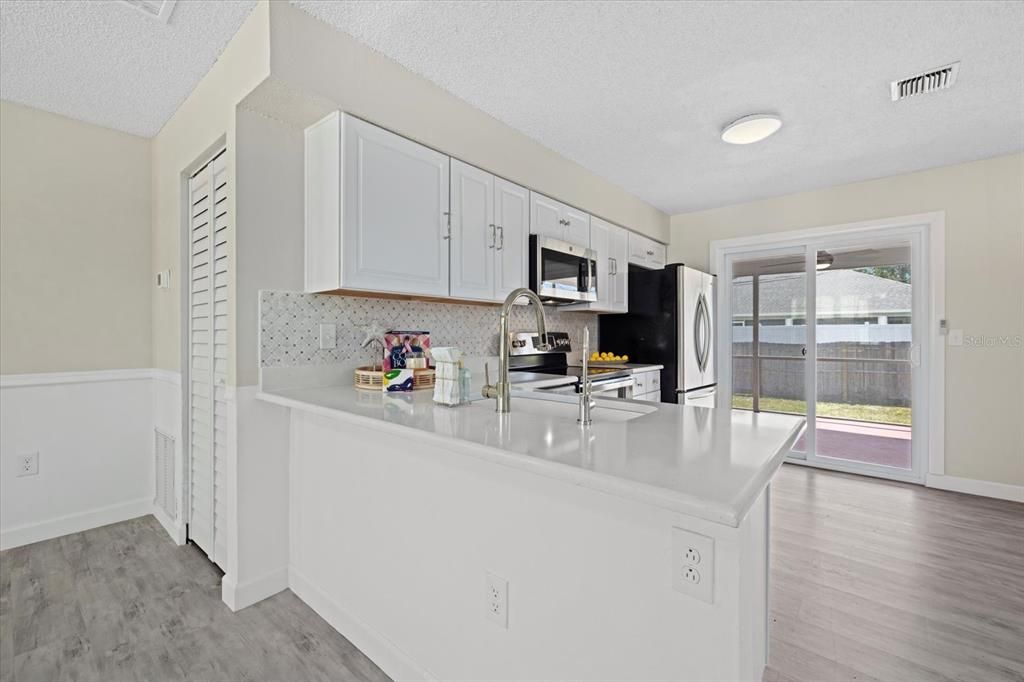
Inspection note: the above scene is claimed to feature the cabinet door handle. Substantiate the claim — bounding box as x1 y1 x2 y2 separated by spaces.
608 257 616 276
489 224 496 249
443 212 451 240
646 249 654 256
497 225 504 250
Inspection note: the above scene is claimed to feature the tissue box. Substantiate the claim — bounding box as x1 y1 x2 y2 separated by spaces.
383 369 415 393
383 331 431 370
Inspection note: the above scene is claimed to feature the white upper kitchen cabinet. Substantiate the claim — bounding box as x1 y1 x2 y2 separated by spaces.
493 177 530 300
450 159 495 300
628 232 668 270
564 216 629 313
305 112 451 296
529 191 590 247
607 220 629 312
450 160 529 302
588 217 611 311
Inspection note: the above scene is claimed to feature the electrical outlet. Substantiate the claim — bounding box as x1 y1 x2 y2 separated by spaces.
672 527 714 603
485 572 508 628
16 452 39 477
319 323 336 350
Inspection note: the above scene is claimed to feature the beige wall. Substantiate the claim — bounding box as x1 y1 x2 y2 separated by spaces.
150 2 270 377
0 101 152 374
264 0 669 243
669 153 1024 487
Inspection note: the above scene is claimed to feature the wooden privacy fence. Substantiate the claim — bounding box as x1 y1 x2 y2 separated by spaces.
732 341 912 407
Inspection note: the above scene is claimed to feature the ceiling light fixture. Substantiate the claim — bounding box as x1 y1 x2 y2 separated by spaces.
721 114 782 145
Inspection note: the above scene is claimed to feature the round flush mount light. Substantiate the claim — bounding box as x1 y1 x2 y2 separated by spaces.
721 114 782 145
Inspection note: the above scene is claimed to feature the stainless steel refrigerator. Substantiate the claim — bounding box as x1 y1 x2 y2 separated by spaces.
598 264 716 405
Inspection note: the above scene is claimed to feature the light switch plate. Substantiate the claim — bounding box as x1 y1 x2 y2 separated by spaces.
318 323 336 350
672 527 714 603
155 270 171 289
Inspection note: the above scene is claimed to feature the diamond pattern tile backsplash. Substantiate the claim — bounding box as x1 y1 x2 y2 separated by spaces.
260 290 598 368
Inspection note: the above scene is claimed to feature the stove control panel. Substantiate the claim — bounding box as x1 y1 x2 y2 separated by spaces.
509 331 572 356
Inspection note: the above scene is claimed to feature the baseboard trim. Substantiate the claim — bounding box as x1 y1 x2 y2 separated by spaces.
0 497 153 550
221 567 289 612
926 474 1024 503
289 568 433 682
152 504 186 545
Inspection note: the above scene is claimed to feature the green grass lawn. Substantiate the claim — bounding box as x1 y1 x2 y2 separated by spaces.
731 395 911 426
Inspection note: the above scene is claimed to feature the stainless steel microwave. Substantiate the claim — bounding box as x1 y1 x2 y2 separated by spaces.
529 235 598 303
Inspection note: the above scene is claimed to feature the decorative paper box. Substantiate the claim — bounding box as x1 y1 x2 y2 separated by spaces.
382 369 415 393
383 331 431 370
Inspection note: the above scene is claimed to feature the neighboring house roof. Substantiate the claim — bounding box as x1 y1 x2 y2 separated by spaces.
732 269 911 318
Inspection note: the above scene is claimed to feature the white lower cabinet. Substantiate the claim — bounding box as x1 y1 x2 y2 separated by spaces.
305 112 451 296
450 159 528 302
633 369 662 402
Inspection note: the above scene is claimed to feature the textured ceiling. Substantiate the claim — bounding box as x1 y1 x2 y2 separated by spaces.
2 1 1022 213
292 0 1024 213
0 0 256 137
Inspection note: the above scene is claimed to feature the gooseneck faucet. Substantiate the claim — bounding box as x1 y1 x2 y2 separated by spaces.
482 287 549 413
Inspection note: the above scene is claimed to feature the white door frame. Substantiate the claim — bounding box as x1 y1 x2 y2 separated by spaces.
710 212 946 482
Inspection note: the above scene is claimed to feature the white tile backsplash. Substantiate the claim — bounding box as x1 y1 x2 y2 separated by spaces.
259 290 598 369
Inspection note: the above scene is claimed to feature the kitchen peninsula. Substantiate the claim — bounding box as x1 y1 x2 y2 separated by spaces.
259 383 803 681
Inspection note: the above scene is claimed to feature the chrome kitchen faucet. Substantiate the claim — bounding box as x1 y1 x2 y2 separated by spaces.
482 288 549 413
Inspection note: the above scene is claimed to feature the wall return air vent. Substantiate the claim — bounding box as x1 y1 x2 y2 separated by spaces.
891 62 960 101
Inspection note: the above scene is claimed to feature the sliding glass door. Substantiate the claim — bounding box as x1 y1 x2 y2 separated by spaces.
730 247 810 456
725 230 927 483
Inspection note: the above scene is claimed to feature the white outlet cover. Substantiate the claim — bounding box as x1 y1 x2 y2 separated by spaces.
318 323 337 350
672 527 714 603
485 572 508 628
17 452 39 477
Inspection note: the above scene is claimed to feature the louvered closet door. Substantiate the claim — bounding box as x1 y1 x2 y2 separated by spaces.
188 149 228 567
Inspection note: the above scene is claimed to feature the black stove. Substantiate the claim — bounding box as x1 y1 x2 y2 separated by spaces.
507 331 633 385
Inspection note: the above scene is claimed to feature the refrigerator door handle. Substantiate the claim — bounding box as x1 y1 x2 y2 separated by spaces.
693 293 710 372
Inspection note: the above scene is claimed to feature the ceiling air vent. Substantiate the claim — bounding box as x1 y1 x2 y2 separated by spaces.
119 0 177 24
891 62 960 101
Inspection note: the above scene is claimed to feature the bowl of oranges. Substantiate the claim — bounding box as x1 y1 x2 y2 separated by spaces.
588 351 629 366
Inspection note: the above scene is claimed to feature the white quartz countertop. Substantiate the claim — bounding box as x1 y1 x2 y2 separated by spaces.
257 385 803 526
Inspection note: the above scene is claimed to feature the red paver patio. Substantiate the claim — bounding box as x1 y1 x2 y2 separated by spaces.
793 417 911 469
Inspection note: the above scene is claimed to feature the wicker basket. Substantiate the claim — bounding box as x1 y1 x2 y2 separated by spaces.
354 366 436 391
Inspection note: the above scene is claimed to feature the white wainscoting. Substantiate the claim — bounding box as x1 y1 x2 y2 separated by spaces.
0 370 159 549
221 385 291 611
152 369 186 545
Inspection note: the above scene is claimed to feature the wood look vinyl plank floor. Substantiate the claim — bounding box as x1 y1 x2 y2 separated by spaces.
0 516 390 682
766 464 1024 682
1 466 1022 682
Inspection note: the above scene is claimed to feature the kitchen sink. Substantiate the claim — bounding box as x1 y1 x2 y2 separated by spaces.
507 392 658 423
